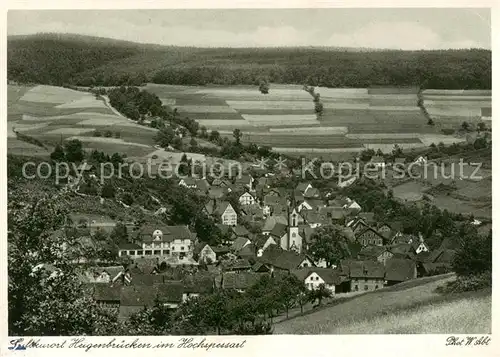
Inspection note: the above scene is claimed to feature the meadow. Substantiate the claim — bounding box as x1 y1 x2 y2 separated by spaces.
273 274 491 334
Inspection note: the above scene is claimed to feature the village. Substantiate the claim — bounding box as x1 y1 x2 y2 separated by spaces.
49 152 474 322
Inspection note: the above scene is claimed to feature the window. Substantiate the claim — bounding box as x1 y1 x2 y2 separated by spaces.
364 285 369 291
136 250 143 256
163 250 170 255
181 246 185 251
129 251 135 256
354 285 358 291
154 242 161 248
292 232 296 237
172 246 175 251
121 251 128 256
375 285 379 289
154 250 161 255
145 250 152 256
364 278 368 282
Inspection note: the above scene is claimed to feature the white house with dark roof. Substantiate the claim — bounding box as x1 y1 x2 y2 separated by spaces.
239 191 256 205
204 200 237 226
117 225 194 260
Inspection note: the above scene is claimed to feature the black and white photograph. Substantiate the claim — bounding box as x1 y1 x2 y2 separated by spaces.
5 5 494 346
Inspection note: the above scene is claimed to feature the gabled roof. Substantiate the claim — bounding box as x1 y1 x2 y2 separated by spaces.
385 258 416 282
137 225 193 243
262 215 287 232
130 273 164 286
117 242 143 250
428 248 456 264
356 226 386 241
232 225 250 237
225 258 252 271
182 274 215 294
303 187 320 198
155 282 185 303
237 243 257 259
231 236 251 252
269 222 288 238
264 195 287 206
358 245 388 259
346 260 385 278
207 187 227 199
258 246 313 271
91 284 122 302
292 268 347 285
358 212 376 224
239 191 255 198
235 174 253 185
120 286 157 306
195 179 210 191
218 272 263 290
296 182 312 192
319 206 346 220
205 200 232 216
389 243 413 255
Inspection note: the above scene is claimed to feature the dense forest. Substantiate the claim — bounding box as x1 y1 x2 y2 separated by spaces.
8 33 491 89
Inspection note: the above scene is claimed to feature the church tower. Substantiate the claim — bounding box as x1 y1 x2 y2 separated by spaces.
288 207 302 253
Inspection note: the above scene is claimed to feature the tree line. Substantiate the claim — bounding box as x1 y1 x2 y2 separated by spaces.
8 34 491 89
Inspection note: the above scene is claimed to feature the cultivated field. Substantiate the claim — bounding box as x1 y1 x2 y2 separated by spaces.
422 89 492 123
7 84 159 157
273 274 491 334
144 83 476 157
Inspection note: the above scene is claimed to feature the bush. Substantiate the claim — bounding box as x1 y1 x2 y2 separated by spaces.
104 131 113 138
437 271 491 293
441 128 455 135
93 131 102 137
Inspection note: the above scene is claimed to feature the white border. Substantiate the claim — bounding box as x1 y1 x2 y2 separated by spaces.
1 2 498 357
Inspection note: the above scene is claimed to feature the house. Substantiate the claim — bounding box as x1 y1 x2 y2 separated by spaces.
231 225 250 239
117 225 194 260
239 191 256 205
303 187 320 198
254 234 278 253
369 155 385 168
204 200 237 226
414 156 428 164
235 174 254 191
357 245 394 265
230 236 252 253
293 268 350 294
240 204 264 222
222 258 253 272
84 266 125 284
411 236 430 254
341 260 385 292
296 182 313 194
258 245 314 272
237 243 258 260
88 283 121 311
261 215 288 235
385 258 417 286
297 198 325 213
182 274 215 301
421 248 456 275
355 226 385 246
178 177 197 189
217 272 264 292
194 243 217 264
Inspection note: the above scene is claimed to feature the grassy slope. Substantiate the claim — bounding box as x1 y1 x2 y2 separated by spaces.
273 274 491 334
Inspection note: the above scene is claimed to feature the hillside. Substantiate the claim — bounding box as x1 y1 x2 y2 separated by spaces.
273 274 491 334
8 33 491 89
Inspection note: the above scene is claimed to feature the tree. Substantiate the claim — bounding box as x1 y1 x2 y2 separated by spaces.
104 130 113 138
376 149 384 157
452 225 491 277
477 122 486 132
427 118 435 126
392 144 403 157
461 121 470 131
122 193 134 206
276 275 304 318
125 299 173 335
190 138 198 148
155 127 175 148
101 182 115 198
259 79 270 94
233 129 242 146
109 222 128 245
8 195 120 335
209 130 221 143
50 144 66 162
64 139 84 163
200 126 208 138
314 101 324 114
308 225 351 267
309 284 332 306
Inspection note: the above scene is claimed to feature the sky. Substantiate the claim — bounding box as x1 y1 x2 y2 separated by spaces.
7 8 491 50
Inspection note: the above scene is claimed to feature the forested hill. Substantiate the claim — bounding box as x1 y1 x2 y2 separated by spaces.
8 33 491 89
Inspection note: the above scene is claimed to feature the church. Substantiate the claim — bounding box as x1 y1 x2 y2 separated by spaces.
268 207 304 254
